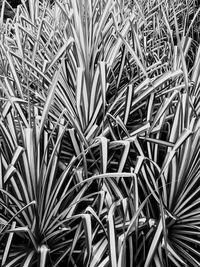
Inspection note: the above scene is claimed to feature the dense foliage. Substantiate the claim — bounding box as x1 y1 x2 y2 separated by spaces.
0 0 200 266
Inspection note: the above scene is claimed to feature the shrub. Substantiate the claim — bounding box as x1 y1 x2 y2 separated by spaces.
0 0 200 266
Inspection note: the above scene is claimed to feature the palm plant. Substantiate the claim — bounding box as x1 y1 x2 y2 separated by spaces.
0 0 200 266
